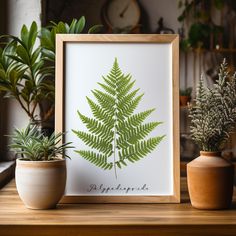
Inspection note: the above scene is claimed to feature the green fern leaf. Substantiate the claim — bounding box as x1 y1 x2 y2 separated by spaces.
116 89 140 120
77 111 114 139
106 74 117 84
76 150 113 170
86 97 114 127
73 130 113 155
92 90 115 113
117 74 132 90
73 58 165 178
98 82 116 96
118 88 140 106
117 122 163 148
117 109 156 131
102 76 116 89
119 94 144 118
118 80 136 99
118 136 165 164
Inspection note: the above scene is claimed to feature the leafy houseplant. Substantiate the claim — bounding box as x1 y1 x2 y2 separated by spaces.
0 17 102 129
180 87 192 106
187 60 235 210
0 22 52 125
10 125 73 209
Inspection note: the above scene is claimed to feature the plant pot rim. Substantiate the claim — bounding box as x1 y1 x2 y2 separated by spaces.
16 158 66 168
200 151 221 156
17 158 65 162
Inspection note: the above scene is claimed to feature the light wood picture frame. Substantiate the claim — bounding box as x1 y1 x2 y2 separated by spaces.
55 34 180 203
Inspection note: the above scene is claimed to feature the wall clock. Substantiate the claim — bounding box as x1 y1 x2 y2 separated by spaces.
102 0 141 33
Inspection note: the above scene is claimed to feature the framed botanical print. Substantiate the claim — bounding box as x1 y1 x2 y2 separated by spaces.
55 34 180 203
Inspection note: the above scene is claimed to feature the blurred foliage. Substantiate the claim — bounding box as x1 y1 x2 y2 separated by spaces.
178 0 234 51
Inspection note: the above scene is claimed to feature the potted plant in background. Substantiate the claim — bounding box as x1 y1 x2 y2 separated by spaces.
180 87 192 106
9 125 73 209
187 60 236 210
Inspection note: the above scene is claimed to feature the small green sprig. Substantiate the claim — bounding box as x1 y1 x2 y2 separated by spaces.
9 125 73 161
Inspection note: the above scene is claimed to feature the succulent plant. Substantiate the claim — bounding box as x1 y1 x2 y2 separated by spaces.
9 125 73 161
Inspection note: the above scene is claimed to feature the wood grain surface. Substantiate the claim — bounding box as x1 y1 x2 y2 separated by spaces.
1 178 236 236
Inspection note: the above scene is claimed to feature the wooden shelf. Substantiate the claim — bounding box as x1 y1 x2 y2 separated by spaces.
1 178 236 235
213 48 236 53
191 48 236 53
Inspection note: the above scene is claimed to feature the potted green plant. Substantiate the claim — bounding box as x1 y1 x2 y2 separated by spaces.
9 125 73 209
180 87 192 106
0 17 102 131
187 60 235 210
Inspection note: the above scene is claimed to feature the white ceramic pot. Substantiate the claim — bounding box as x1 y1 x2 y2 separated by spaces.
15 159 66 209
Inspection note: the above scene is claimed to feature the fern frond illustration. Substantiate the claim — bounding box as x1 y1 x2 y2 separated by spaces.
73 58 165 178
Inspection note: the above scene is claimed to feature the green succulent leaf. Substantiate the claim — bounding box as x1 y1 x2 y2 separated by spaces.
88 25 103 34
74 16 85 33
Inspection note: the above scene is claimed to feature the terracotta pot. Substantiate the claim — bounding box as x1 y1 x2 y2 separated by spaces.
187 151 234 210
180 95 191 106
15 159 66 209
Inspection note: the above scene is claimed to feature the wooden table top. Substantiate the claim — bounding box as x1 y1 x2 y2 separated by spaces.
1 178 236 236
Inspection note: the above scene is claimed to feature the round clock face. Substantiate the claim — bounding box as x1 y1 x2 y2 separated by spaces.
105 0 140 29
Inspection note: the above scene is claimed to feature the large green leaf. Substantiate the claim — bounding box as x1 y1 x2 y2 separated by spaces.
27 21 38 53
16 45 30 65
20 25 28 49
